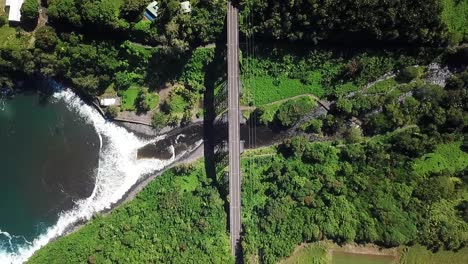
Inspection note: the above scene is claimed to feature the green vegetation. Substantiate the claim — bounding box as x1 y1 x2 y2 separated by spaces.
243 76 324 106
28 162 233 264
413 141 468 176
0 26 30 49
255 96 317 125
275 97 316 128
332 252 394 264
242 134 468 263
120 87 158 112
280 243 328 264
240 0 449 45
400 245 468 264
441 0 468 43
20 0 39 26
366 78 399 94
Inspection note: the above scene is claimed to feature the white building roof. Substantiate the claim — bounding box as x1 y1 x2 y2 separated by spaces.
180 1 192 14
100 98 117 106
146 1 159 18
6 0 24 22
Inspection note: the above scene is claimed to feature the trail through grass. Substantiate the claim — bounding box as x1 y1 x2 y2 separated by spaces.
242 75 324 106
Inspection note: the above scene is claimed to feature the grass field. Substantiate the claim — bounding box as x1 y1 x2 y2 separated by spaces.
332 252 394 264
400 245 468 264
242 74 325 106
280 244 328 264
121 87 158 111
413 141 468 176
0 26 31 49
441 0 468 40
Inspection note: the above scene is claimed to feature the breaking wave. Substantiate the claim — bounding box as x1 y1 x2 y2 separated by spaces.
0 89 175 263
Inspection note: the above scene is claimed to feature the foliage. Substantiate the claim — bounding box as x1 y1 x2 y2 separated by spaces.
155 0 226 48
121 87 158 111
413 141 468 176
34 26 59 52
28 162 233 264
105 105 119 118
396 66 422 83
441 0 468 45
240 0 446 45
48 0 82 27
243 76 324 106
180 48 214 93
20 0 39 26
151 111 167 129
242 134 468 263
255 96 316 125
120 0 148 22
275 96 316 128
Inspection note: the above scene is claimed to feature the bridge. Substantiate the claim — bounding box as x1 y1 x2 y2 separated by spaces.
227 0 241 258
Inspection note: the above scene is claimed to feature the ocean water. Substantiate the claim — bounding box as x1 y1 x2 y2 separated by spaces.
0 88 178 263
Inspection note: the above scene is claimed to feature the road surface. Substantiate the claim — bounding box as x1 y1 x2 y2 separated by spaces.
227 0 241 257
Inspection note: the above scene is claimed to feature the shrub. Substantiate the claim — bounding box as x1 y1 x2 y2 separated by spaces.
397 66 421 83
135 89 150 112
275 97 315 128
105 106 119 118
35 26 59 52
151 112 167 129
20 0 39 25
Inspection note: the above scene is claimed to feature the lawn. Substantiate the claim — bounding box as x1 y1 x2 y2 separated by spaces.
400 245 468 264
441 0 468 40
121 87 158 111
332 252 394 264
242 74 325 106
280 243 328 264
413 141 468 176
167 93 187 113
0 26 31 49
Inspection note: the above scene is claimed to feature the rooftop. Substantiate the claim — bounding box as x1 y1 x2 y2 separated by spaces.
180 1 192 14
5 0 24 22
145 1 158 21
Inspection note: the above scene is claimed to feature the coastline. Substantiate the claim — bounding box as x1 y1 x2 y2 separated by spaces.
63 137 205 237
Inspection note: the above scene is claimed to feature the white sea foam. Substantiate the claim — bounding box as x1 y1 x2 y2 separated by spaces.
0 89 175 263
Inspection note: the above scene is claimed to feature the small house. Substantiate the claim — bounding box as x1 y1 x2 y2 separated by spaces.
5 0 25 22
100 98 119 107
144 1 159 22
180 1 192 14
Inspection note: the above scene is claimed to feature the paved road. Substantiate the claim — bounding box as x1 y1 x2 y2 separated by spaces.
227 0 241 257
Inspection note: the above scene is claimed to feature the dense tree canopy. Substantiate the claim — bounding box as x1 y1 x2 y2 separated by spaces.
241 0 448 45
